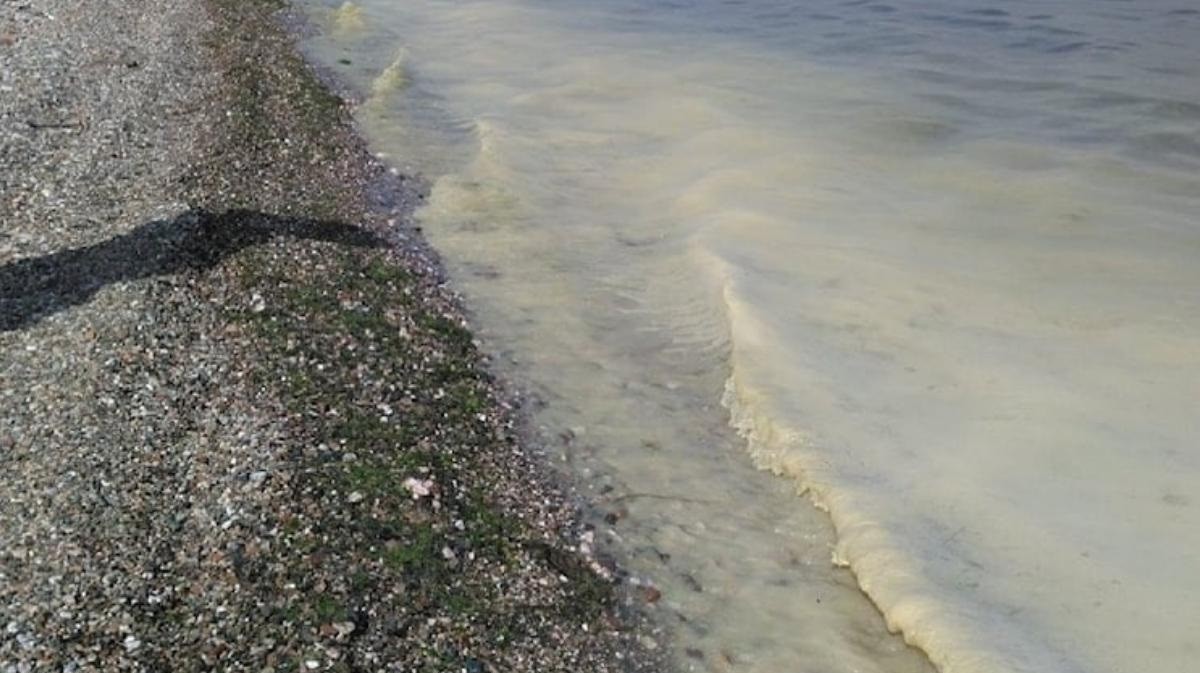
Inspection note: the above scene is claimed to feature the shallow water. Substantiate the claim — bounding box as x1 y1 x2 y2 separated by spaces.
299 2 1200 672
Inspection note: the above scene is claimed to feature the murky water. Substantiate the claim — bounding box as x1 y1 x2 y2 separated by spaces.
297 2 1200 672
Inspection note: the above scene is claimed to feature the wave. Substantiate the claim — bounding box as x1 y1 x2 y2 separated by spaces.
711 254 1077 673
329 1 366 36
368 48 411 104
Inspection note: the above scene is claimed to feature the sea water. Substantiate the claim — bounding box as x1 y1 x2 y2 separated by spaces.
297 2 1200 672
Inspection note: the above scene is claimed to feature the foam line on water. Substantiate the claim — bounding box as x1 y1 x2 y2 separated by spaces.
712 256 1074 673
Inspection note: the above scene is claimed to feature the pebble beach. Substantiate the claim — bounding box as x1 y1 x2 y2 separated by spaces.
0 1 662 671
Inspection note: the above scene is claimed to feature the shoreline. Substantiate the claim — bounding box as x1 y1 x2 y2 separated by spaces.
1 1 664 671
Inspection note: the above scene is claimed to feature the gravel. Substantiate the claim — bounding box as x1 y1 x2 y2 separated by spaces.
0 1 666 671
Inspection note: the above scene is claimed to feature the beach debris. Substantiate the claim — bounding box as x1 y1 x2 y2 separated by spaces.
402 476 435 499
639 585 662 604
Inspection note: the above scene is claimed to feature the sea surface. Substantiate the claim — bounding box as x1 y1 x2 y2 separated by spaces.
297 2 1200 672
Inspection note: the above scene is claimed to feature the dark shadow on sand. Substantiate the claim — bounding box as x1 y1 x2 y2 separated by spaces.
0 208 384 332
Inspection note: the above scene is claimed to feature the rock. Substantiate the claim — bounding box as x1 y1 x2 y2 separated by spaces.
17 632 36 650
347 491 364 503
123 635 141 652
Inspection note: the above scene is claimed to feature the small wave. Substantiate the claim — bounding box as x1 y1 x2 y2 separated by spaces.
330 1 365 36
368 48 411 104
417 120 524 231
708 249 1084 673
